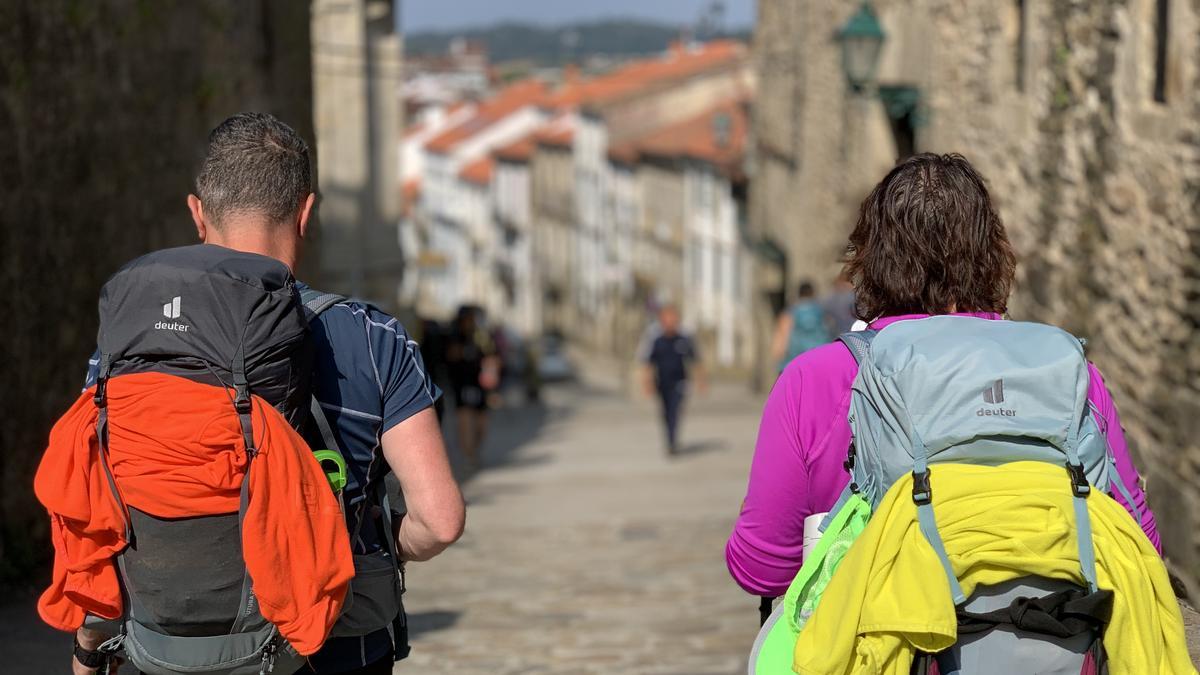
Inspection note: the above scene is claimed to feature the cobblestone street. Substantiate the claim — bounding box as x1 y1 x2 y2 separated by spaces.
401 370 764 674
5 367 1199 673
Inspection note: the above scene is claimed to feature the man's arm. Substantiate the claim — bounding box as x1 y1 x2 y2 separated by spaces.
381 407 465 561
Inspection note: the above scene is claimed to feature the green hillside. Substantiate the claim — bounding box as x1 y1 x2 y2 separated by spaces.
406 19 749 65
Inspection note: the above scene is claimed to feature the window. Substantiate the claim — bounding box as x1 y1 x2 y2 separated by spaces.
1153 0 1169 103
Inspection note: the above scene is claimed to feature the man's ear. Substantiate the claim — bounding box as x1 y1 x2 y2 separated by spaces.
187 194 208 241
297 193 316 239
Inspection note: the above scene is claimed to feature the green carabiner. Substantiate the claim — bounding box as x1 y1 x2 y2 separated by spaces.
312 449 347 493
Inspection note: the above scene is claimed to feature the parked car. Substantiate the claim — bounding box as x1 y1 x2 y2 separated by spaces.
536 334 574 382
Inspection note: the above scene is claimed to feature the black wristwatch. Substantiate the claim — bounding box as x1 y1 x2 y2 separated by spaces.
73 638 107 669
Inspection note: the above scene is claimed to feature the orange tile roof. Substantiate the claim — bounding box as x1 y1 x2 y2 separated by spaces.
620 97 750 177
582 40 745 110
536 125 574 147
426 79 549 154
402 178 421 201
540 41 744 113
458 156 494 185
607 141 639 166
494 132 537 163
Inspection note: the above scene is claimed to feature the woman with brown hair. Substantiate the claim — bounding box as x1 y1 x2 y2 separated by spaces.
725 153 1160 598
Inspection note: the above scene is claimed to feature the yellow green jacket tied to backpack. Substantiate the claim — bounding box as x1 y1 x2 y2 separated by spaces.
789 462 1193 675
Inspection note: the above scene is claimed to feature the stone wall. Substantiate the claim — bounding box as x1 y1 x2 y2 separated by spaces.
0 0 313 585
311 0 405 310
752 0 1200 589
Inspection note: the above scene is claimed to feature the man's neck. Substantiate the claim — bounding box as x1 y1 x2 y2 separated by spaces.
205 221 297 270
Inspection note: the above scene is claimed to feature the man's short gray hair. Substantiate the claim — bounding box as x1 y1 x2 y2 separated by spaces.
195 112 311 227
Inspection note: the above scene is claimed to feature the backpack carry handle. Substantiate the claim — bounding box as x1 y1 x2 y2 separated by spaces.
313 450 348 493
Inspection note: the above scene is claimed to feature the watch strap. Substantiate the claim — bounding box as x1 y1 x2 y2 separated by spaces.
73 639 108 669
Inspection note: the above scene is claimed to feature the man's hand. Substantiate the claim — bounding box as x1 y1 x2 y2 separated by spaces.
641 366 656 399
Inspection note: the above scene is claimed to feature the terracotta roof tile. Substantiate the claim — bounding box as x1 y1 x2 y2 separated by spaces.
541 40 745 113
458 156 494 185
426 79 548 154
494 132 537 163
607 142 639 165
622 96 750 177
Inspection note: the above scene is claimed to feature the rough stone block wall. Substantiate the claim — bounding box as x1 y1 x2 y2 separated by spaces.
752 0 1200 588
0 0 313 585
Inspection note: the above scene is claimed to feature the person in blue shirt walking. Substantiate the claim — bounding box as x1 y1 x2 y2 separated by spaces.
640 304 706 455
770 279 832 373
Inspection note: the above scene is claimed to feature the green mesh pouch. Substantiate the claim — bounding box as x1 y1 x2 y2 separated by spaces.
749 493 872 675
786 493 871 632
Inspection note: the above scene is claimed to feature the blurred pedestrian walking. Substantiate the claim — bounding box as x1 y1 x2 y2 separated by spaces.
820 273 858 335
769 279 832 373
446 305 500 470
640 304 706 455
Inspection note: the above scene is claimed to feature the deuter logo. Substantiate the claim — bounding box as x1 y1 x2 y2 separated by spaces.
163 296 181 319
977 378 1015 417
155 296 190 333
982 379 1004 404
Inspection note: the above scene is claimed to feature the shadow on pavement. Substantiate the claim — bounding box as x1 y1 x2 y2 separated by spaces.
443 384 572 484
407 609 462 639
673 439 730 458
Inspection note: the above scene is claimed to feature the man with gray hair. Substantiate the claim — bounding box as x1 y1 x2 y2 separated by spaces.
71 112 464 674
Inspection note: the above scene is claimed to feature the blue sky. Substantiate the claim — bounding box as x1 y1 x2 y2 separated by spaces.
401 0 755 32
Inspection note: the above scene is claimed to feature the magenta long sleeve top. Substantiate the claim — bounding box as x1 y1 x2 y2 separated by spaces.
726 312 1161 597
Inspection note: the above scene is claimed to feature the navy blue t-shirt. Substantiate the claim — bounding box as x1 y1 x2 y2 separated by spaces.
85 283 441 672
644 332 698 385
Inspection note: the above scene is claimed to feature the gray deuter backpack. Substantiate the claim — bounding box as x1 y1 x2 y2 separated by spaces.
836 315 1143 675
90 245 314 675
85 246 407 675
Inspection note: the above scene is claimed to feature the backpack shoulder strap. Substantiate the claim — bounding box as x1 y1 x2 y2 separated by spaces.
299 287 349 321
836 329 878 365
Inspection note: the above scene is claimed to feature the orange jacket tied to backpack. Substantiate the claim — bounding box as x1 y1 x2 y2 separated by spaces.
35 372 354 656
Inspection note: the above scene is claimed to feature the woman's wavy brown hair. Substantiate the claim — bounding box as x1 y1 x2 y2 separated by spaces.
843 153 1016 320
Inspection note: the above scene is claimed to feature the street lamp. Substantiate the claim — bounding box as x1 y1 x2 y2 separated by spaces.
835 2 887 92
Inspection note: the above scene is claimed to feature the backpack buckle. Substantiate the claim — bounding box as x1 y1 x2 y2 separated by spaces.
1066 462 1091 497
93 378 108 407
912 469 932 505
234 386 252 415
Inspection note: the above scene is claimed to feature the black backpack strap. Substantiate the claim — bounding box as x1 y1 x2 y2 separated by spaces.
956 587 1113 638
376 480 410 661
836 329 878 366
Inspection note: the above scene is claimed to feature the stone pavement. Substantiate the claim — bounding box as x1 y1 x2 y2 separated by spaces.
5 365 1200 673
402 371 764 675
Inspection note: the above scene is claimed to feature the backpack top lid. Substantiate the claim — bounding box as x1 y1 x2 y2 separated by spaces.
97 244 311 416
847 315 1111 508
